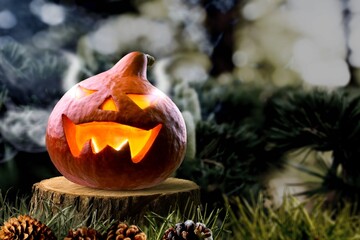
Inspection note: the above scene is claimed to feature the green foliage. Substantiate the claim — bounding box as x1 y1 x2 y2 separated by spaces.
265 87 360 206
264 88 360 152
0 190 28 223
3 191 360 239
0 39 68 107
178 81 285 206
227 194 360 240
197 80 266 126
145 202 231 240
179 82 360 209
32 200 115 239
0 193 230 239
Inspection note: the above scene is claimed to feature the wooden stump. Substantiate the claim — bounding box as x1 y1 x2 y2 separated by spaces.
30 176 200 225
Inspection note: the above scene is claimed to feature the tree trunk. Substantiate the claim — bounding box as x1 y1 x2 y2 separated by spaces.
30 176 200 225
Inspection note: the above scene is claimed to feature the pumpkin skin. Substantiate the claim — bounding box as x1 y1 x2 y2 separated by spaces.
46 52 187 190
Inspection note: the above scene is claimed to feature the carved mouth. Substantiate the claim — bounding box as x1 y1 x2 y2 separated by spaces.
62 115 162 163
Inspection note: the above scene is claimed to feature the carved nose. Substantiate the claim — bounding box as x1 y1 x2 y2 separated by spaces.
100 97 118 111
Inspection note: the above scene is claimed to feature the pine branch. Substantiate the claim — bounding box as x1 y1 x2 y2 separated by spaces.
264 88 360 152
0 39 68 107
264 87 360 204
0 40 29 71
197 80 266 126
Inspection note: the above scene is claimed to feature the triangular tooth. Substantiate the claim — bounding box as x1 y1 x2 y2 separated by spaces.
111 139 128 151
127 124 162 163
90 137 106 153
67 119 161 160
90 138 128 153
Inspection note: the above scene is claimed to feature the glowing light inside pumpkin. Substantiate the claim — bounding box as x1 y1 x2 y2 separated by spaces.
62 115 162 163
63 89 165 162
100 97 118 111
126 94 159 109
74 85 97 99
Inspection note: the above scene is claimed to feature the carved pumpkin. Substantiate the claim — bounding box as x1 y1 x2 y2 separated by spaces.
46 52 187 190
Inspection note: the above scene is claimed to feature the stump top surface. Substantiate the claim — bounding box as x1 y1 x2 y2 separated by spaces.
35 176 199 197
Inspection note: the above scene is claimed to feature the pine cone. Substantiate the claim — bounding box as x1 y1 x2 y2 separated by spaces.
64 227 103 240
105 222 146 240
162 220 213 240
0 214 57 240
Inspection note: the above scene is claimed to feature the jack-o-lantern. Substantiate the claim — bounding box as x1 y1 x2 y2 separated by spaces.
46 52 187 190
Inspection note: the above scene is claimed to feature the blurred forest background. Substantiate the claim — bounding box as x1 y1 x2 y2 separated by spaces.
1 0 360 209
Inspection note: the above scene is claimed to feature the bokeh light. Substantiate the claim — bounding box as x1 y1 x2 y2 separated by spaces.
0 10 17 29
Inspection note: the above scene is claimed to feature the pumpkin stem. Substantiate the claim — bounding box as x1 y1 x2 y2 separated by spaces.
146 54 155 67
111 52 154 79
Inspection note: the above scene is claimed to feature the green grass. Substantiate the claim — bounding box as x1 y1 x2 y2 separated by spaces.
227 194 360 240
1 191 360 239
144 202 231 240
0 192 230 239
0 190 28 221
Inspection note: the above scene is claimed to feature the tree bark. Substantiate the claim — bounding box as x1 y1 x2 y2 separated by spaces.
30 176 200 225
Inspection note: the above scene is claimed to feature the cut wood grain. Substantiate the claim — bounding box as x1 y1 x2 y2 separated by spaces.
30 176 200 225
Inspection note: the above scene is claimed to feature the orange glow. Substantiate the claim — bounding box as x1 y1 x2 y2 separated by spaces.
62 115 162 163
127 94 159 109
100 97 118 111
75 85 97 99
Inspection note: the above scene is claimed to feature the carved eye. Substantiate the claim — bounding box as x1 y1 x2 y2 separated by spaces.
74 85 97 99
126 94 158 109
100 97 118 111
